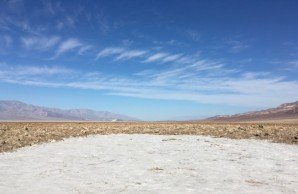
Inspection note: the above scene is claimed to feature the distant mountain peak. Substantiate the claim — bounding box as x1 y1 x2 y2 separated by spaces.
205 100 298 122
0 100 139 121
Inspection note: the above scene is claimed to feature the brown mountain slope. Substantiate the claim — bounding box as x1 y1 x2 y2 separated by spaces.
206 101 298 122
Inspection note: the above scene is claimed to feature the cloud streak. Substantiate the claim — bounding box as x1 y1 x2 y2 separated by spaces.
162 54 182 62
51 38 92 58
115 50 147 60
96 47 125 59
1 59 298 108
78 45 92 55
55 38 82 56
21 36 60 50
0 63 74 77
144 53 168 63
96 47 147 61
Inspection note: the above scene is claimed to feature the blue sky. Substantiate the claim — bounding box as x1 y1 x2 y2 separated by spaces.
1 0 298 120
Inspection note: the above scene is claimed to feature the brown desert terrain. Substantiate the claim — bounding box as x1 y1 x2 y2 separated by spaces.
1 122 298 153
206 101 298 122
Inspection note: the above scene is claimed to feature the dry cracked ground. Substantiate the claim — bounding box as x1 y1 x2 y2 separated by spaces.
1 122 298 152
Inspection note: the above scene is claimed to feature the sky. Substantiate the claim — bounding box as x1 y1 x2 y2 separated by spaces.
1 0 298 121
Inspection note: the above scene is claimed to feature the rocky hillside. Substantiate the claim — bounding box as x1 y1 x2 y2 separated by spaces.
0 101 138 121
206 101 298 122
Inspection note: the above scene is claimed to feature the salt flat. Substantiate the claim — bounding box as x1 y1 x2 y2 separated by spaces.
0 134 297 194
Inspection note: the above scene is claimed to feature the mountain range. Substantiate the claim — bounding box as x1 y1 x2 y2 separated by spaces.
206 101 298 122
0 101 138 121
1 100 298 122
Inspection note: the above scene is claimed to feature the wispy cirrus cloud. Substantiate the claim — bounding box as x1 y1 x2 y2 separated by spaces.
1 42 298 108
56 38 82 55
144 53 168 63
211 38 250 54
271 59 298 71
96 47 185 64
1 16 46 35
242 72 271 79
115 50 147 60
96 47 125 59
162 54 182 62
1 60 298 108
53 38 91 58
96 47 146 61
78 45 92 55
0 63 74 77
21 36 60 50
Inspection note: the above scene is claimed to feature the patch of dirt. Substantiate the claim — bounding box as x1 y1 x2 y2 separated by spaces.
0 122 297 152
245 180 269 185
162 138 178 141
148 167 164 171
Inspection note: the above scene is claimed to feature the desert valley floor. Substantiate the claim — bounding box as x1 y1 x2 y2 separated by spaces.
1 122 298 152
1 122 298 193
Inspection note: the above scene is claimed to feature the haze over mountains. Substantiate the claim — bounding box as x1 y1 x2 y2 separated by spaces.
0 101 138 121
206 101 298 122
1 100 298 122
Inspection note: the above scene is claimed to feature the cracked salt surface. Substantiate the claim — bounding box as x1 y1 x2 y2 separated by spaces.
0 135 297 194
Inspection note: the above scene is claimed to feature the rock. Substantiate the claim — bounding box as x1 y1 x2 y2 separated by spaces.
238 127 246 131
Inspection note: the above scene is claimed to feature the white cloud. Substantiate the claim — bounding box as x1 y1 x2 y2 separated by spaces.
21 36 60 50
242 72 270 79
2 43 298 109
115 50 147 60
18 66 73 76
189 60 224 71
0 64 73 77
1 62 298 108
274 60 298 71
162 54 182 62
54 38 82 57
144 53 168 63
0 64 74 87
96 47 125 59
96 47 147 61
78 45 92 55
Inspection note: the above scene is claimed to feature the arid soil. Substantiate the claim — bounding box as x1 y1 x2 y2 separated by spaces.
1 122 298 152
